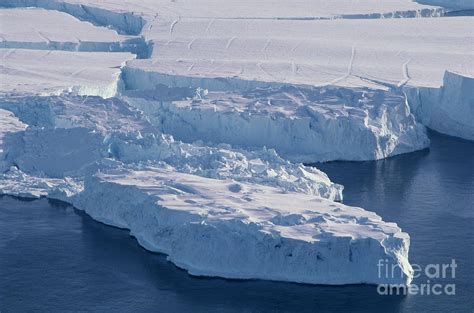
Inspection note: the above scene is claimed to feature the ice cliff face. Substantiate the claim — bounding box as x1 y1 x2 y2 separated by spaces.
406 72 474 141
125 86 429 162
0 109 27 172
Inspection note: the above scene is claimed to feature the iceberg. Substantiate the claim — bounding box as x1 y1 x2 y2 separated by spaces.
73 166 413 285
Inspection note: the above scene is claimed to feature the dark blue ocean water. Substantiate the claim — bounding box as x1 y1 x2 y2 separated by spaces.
0 131 473 313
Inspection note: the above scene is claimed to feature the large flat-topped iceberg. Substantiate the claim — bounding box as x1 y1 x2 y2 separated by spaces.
126 86 429 162
124 16 473 91
74 166 413 285
0 49 134 97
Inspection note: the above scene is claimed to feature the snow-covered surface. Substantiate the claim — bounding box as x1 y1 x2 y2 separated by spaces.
124 16 473 91
2 0 468 91
125 86 429 162
0 8 121 45
73 166 412 285
0 49 134 97
1 0 472 285
0 0 146 35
